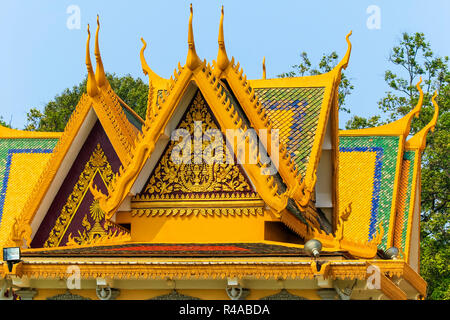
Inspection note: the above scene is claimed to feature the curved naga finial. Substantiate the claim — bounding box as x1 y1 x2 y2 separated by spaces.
406 91 440 151
262 56 266 80
341 77 424 137
216 6 229 71
86 24 99 97
140 37 166 83
186 4 201 70
335 30 352 72
95 15 107 88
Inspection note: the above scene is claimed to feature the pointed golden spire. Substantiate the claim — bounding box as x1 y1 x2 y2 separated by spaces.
86 24 99 97
406 91 439 151
262 56 266 79
186 4 201 70
216 5 229 71
95 15 107 88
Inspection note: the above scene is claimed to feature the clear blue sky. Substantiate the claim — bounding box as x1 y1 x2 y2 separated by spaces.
0 0 449 129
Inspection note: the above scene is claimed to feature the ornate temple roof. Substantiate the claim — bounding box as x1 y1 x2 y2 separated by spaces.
0 6 438 296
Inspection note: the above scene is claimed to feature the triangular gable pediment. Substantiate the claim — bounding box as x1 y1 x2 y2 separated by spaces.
94 65 292 223
8 89 135 248
30 121 128 248
132 89 264 217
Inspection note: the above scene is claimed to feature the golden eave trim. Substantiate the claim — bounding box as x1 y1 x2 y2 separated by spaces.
0 125 62 139
1 260 423 293
131 199 265 209
7 94 94 247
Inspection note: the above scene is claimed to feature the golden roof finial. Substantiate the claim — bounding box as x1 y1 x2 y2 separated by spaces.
406 91 439 151
262 56 266 79
140 37 165 83
335 30 352 72
86 24 99 97
216 5 229 71
342 77 424 137
186 3 201 70
410 77 424 117
95 15 107 88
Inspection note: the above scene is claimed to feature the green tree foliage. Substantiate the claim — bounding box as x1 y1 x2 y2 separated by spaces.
25 73 148 132
278 51 354 113
0 116 11 128
345 32 449 300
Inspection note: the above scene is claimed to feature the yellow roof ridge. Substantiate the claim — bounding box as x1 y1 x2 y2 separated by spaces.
94 88 136 162
220 58 312 206
218 34 351 208
0 125 62 139
227 33 352 211
93 16 141 143
84 18 138 163
249 30 352 86
340 78 424 137
406 91 439 151
6 94 93 248
391 93 438 263
90 61 191 219
91 61 295 220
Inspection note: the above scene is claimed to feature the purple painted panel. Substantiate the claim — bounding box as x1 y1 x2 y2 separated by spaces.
31 120 121 248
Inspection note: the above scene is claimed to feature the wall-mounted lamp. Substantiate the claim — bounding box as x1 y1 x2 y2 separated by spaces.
304 239 322 258
384 247 399 260
3 247 21 272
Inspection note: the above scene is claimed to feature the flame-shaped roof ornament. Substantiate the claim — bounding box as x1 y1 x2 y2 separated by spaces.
86 24 99 97
94 15 107 88
140 37 166 84
406 91 439 151
216 6 229 72
186 4 201 70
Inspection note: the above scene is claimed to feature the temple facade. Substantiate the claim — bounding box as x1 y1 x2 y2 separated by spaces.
0 6 437 300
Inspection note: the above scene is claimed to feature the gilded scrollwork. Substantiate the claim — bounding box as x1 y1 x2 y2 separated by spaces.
143 91 253 196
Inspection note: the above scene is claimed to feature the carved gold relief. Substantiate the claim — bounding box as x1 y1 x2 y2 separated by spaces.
68 200 113 245
142 91 254 197
43 144 115 248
